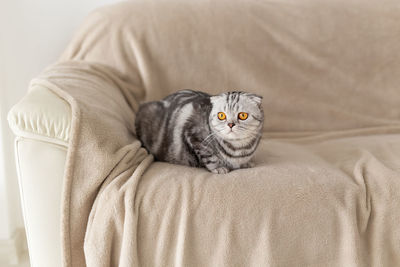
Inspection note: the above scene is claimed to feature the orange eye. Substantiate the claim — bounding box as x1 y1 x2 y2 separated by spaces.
238 112 248 120
218 112 226 120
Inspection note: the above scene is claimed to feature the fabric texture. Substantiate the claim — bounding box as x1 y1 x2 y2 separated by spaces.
35 0 400 266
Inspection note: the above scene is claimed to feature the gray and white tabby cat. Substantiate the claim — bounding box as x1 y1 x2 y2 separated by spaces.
135 90 264 174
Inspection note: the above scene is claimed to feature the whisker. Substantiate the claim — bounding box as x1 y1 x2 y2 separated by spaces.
201 128 224 148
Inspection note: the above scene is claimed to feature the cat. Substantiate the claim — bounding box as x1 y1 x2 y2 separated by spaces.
135 90 264 174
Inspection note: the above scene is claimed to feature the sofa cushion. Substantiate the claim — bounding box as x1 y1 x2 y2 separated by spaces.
85 133 400 266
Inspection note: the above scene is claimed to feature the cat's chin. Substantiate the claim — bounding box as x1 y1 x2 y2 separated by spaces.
219 131 240 140
219 132 255 143
214 128 248 141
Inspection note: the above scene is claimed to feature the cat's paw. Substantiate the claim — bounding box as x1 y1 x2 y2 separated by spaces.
211 167 230 174
241 161 256 168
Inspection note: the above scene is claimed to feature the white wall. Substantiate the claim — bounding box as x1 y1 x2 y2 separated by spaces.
0 109 13 240
0 0 118 241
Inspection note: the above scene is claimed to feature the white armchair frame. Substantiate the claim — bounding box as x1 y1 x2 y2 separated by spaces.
8 85 71 267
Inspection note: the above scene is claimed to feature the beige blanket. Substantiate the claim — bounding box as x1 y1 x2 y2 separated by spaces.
38 0 400 266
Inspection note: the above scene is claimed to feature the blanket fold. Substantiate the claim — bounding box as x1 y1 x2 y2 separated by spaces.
34 61 152 267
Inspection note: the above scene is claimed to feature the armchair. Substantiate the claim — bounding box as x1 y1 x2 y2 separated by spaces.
8 1 400 266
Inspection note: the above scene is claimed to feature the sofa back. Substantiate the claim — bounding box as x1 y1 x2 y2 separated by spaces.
61 0 400 132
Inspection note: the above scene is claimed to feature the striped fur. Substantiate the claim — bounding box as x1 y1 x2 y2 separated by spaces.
135 90 264 174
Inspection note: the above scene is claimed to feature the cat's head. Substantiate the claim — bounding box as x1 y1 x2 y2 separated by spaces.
209 92 264 141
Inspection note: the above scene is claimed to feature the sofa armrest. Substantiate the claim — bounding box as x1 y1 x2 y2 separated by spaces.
14 138 66 267
7 61 147 267
8 85 71 146
8 84 71 267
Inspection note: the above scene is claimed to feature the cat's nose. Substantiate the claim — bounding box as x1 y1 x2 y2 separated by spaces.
228 122 235 128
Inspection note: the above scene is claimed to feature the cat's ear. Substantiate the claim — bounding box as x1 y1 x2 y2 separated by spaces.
246 93 263 107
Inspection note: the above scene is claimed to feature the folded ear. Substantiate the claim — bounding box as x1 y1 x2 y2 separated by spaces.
245 93 263 106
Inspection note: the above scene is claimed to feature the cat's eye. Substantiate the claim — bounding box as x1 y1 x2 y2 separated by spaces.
218 112 226 120
238 112 248 120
